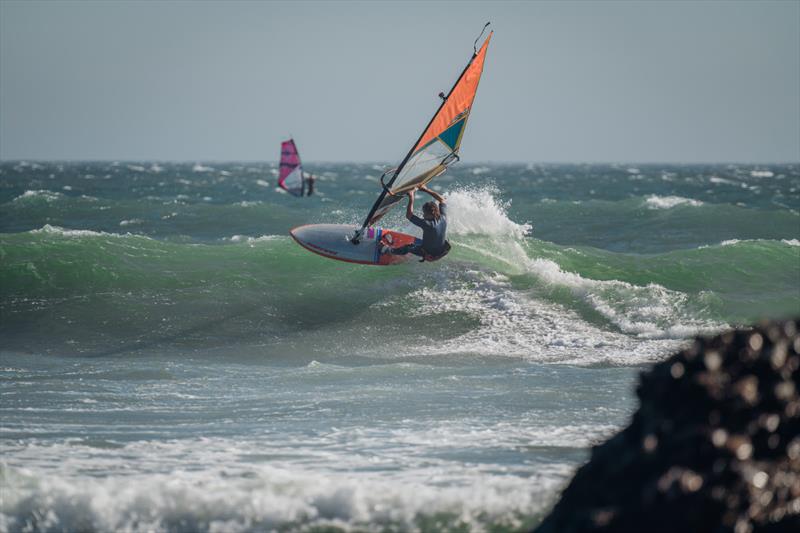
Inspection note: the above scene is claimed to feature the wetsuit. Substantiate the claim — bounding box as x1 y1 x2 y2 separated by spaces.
391 203 448 257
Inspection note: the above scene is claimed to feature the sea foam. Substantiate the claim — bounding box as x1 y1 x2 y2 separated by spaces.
12 190 63 202
395 187 725 363
444 186 532 239
29 224 149 240
0 433 571 532
644 195 703 209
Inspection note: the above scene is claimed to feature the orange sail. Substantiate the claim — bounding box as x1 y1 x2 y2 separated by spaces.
414 32 492 154
360 31 493 227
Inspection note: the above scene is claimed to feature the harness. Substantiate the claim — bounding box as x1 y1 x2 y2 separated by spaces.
420 241 451 262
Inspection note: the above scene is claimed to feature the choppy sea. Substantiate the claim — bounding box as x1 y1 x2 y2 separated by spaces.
1 161 798 532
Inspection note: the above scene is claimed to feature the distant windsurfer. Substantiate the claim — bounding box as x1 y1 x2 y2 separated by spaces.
305 174 315 196
382 185 450 261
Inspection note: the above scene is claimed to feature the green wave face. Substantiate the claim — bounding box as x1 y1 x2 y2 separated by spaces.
2 223 797 359
1 227 421 357
521 237 800 323
521 197 800 253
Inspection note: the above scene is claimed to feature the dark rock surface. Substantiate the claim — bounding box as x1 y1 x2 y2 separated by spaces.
534 320 800 533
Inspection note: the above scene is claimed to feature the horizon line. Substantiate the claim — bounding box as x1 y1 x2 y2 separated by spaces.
1 158 798 166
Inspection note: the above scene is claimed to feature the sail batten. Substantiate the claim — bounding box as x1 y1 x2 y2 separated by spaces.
360 31 492 228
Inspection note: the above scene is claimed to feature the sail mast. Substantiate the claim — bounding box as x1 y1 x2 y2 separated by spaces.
295 140 306 196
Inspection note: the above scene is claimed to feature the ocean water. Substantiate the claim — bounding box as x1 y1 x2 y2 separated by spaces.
1 161 798 532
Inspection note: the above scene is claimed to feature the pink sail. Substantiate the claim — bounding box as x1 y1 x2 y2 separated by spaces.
278 139 304 196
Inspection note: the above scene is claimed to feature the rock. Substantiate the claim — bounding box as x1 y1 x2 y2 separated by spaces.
534 319 800 533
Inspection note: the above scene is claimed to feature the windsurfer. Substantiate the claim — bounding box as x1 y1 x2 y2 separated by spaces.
383 185 450 261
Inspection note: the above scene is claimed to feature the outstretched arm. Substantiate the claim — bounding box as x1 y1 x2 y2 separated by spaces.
419 184 445 204
405 189 416 221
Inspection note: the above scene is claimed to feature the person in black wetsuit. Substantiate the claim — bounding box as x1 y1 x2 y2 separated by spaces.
384 184 450 260
305 173 315 196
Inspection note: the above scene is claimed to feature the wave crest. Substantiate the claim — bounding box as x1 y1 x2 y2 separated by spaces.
645 195 704 209
29 224 144 239
12 190 63 203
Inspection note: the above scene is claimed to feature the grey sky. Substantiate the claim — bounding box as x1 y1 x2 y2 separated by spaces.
1 0 798 163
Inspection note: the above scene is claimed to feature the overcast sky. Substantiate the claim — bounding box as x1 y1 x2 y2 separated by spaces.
1 0 798 163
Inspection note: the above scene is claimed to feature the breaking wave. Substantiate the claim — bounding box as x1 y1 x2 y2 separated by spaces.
644 195 704 209
1 187 797 363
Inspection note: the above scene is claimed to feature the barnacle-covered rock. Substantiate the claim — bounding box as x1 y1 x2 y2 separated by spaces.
534 319 800 533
